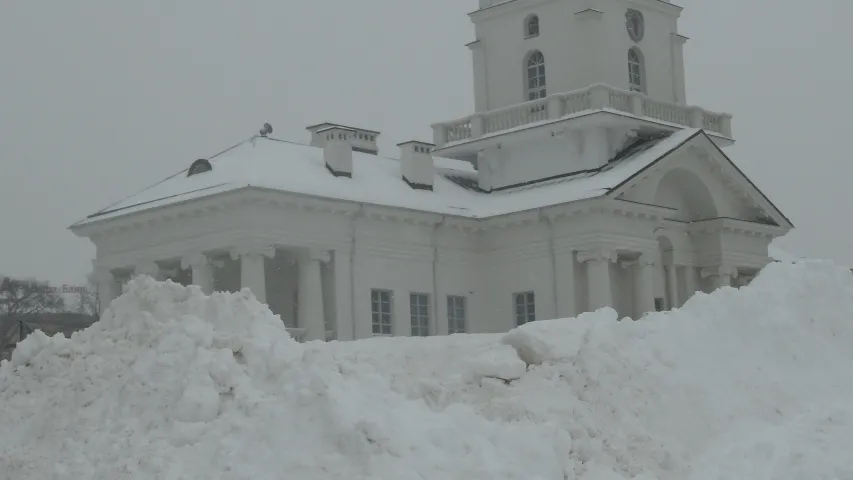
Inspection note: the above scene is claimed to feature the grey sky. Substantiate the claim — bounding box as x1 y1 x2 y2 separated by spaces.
1 0 851 285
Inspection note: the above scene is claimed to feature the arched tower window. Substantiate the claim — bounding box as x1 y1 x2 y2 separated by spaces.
628 48 645 93
525 51 546 100
525 15 540 37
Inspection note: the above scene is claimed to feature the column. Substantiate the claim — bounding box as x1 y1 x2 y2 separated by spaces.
701 265 738 291
92 266 119 312
717 266 738 289
682 266 697 303
332 249 354 341
635 253 657 317
181 253 215 295
134 261 161 280
554 251 577 318
231 245 275 303
666 263 679 309
578 250 617 312
298 249 330 342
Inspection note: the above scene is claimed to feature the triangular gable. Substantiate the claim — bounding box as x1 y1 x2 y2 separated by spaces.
607 130 793 229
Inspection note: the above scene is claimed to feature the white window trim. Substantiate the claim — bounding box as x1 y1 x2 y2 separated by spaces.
628 47 645 93
371 289 394 337
447 295 467 334
525 50 547 101
525 14 540 38
514 291 536 326
410 292 431 337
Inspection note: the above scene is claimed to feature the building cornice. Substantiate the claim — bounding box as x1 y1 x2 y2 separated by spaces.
686 217 787 239
469 0 682 23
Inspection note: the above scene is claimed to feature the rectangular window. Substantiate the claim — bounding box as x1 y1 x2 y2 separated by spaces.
371 289 393 336
514 291 536 326
410 293 431 337
447 295 467 334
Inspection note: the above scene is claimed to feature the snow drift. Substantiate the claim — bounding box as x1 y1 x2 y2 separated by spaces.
2 260 853 479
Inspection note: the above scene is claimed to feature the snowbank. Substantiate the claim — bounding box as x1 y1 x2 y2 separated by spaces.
2 260 853 479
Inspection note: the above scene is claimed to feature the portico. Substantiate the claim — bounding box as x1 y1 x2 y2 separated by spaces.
93 241 348 342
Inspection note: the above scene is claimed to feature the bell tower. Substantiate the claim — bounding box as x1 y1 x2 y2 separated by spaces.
468 0 688 112
430 0 732 192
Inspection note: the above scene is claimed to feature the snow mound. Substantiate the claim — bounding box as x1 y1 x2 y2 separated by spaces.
2 260 853 479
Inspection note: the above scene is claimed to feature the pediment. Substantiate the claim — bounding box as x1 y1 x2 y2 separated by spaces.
609 132 792 229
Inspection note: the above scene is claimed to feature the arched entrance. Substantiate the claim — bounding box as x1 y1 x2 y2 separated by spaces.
652 167 720 308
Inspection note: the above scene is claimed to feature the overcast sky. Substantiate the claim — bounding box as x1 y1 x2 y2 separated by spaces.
1 0 851 286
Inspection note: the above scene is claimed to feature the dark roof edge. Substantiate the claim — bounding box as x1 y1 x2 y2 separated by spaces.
606 129 702 193
701 134 795 229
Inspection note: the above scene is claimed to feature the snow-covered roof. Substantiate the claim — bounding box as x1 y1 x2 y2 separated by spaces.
75 128 701 226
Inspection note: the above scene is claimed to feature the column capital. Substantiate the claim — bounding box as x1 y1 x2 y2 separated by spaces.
181 252 211 270
638 252 657 267
134 261 160 277
230 244 276 261
577 249 618 264
700 265 739 279
298 248 332 265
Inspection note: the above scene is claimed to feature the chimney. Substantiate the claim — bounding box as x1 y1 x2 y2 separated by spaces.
306 122 380 155
398 141 435 191
317 126 355 178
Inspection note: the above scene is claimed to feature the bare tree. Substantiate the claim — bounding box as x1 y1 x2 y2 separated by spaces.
1 276 66 356
0 276 65 317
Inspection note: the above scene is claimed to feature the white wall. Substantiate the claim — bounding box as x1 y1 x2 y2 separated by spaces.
471 0 685 111
88 137 783 341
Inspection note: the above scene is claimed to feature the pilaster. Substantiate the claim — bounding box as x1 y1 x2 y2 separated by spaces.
554 251 577 318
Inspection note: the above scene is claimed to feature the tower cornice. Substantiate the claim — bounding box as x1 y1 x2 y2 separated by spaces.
470 0 682 22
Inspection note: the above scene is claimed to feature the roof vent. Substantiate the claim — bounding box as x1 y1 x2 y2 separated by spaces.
187 159 212 177
398 141 435 191
307 122 380 155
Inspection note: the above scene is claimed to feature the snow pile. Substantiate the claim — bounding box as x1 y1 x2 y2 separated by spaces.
2 261 853 479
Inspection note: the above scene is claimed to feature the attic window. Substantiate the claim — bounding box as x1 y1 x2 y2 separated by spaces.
187 159 212 177
525 15 540 38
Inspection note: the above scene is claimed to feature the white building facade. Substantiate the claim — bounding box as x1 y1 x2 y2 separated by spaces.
71 0 792 342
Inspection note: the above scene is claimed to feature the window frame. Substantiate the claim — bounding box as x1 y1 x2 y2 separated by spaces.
628 47 645 93
409 292 431 337
371 289 394 336
447 295 467 334
525 14 540 38
525 50 547 101
513 291 536 326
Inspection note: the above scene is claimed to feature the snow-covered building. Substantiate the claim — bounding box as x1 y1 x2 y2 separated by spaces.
70 0 792 341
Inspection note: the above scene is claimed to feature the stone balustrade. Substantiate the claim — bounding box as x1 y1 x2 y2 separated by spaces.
431 83 733 147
